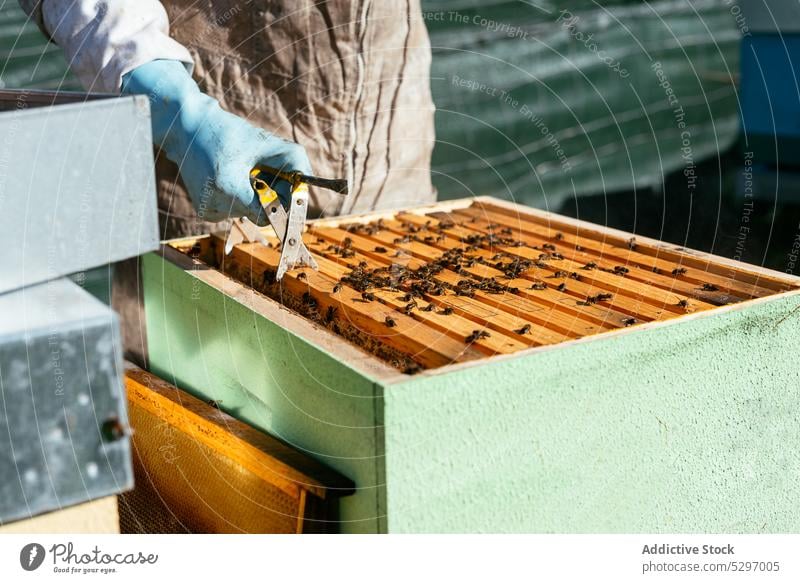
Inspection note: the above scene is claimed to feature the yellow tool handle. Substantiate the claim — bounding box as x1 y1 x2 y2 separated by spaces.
249 168 281 206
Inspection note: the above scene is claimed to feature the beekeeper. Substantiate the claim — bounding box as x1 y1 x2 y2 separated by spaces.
19 1 436 237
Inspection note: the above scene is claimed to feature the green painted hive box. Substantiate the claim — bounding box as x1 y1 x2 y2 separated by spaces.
141 196 800 533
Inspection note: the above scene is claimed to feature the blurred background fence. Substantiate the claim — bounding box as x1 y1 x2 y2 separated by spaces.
425 0 741 208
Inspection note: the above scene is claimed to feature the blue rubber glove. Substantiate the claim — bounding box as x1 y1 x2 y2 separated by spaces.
121 59 311 225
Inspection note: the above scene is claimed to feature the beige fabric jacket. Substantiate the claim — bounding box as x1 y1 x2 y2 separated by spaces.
20 0 436 237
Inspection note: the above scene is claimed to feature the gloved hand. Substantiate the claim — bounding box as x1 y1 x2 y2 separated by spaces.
121 59 311 225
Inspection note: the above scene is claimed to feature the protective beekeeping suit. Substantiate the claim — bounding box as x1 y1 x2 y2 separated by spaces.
19 0 436 237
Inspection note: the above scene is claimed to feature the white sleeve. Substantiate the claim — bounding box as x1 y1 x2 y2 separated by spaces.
39 0 194 93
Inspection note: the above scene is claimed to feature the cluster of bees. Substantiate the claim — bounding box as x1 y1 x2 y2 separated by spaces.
296 216 716 353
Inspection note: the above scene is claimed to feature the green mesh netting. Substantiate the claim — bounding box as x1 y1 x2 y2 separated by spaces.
0 1 80 90
425 0 742 207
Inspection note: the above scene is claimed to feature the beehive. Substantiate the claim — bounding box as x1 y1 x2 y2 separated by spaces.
142 196 800 533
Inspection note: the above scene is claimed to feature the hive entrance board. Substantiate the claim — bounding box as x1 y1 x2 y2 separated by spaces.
170 197 798 374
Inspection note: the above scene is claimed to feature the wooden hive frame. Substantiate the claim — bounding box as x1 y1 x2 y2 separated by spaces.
120 365 354 533
141 196 800 533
